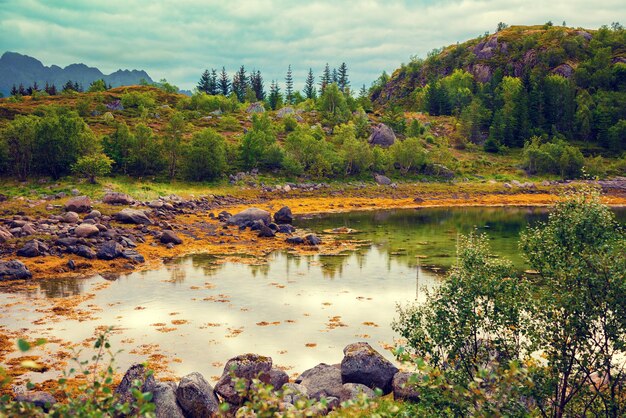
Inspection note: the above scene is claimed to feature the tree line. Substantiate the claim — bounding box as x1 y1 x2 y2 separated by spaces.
9 79 113 96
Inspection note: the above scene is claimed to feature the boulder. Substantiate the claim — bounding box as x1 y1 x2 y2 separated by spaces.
63 211 80 223
286 236 305 245
103 192 134 205
65 196 92 213
276 106 295 118
339 383 377 403
114 208 152 225
392 372 420 402
122 249 145 263
115 364 156 406
0 260 31 280
84 210 102 220
176 372 220 418
304 234 321 246
75 223 100 238
0 226 13 243
73 245 96 259
340 342 398 394
277 224 295 234
552 63 574 78
282 383 309 405
274 206 293 224
14 391 57 411
257 225 276 238
21 223 37 235
374 173 392 185
151 381 185 418
215 354 273 405
97 241 124 260
160 230 183 245
246 102 265 114
368 123 396 147
17 240 48 257
227 208 271 227
297 363 343 400
269 368 289 391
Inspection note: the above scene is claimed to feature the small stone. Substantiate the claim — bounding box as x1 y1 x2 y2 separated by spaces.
160 230 183 245
75 223 100 238
63 212 80 223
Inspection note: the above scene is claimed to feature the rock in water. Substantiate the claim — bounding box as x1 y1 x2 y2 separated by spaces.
297 363 343 400
65 196 92 213
115 364 156 406
304 234 321 246
274 206 293 224
114 208 152 225
176 372 220 418
227 208 271 227
368 123 396 147
151 381 185 418
97 241 124 260
215 353 273 405
340 342 398 394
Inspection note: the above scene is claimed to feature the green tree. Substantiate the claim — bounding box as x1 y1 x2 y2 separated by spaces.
304 68 316 100
240 113 282 170
337 124 373 175
2 115 39 180
87 79 107 93
268 80 283 110
337 62 349 92
459 98 491 143
182 129 227 181
232 65 248 102
197 69 212 94
389 137 428 174
318 83 350 131
102 122 135 174
544 74 576 136
284 127 340 178
285 65 294 105
164 112 187 178
128 124 165 176
608 119 626 152
219 67 230 96
319 63 331 95
72 153 113 183
575 89 594 141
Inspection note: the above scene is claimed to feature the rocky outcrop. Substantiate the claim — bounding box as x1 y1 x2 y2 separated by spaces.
340 342 399 394
552 63 574 78
152 381 185 418
368 123 396 147
246 102 265 114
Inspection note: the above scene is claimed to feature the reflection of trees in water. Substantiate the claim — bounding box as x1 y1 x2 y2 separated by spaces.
249 263 270 278
166 264 187 283
318 254 351 279
36 277 86 298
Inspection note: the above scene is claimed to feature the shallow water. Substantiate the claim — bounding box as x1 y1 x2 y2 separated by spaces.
1 206 624 383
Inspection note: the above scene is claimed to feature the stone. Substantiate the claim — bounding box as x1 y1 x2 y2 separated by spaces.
274 206 293 224
374 173 392 185
103 192 134 205
276 106 295 118
368 123 396 147
160 230 183 245
304 234 321 246
97 241 124 260
0 226 13 243
148 200 165 209
75 223 100 238
114 208 153 225
392 372 419 402
176 372 220 418
552 63 574 78
21 223 36 235
297 363 343 400
503 183 512 189
286 236 305 245
63 211 80 223
246 102 265 114
215 353 273 405
17 240 48 257
84 210 102 220
277 224 295 234
151 381 185 418
0 260 32 280
227 208 271 227
14 391 57 411
339 383 377 403
257 225 276 238
115 364 156 406
73 245 96 259
65 196 92 213
269 368 289 390
340 342 398 394
122 249 145 263
282 383 309 405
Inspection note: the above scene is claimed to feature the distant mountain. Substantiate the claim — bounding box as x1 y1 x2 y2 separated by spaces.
0 52 153 96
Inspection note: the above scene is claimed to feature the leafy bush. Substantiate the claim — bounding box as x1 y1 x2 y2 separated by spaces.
284 127 341 178
121 91 156 109
523 136 584 178
179 92 240 113
219 115 241 132
389 137 429 173
283 115 298 132
72 153 113 183
239 113 282 170
181 129 227 181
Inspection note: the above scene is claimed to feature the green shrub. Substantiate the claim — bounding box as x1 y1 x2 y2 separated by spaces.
181 129 227 181
523 136 584 178
239 113 281 170
121 91 156 109
283 115 298 132
389 137 429 173
72 153 113 183
284 127 341 178
219 115 241 132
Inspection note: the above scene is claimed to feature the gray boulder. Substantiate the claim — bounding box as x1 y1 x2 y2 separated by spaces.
97 241 124 260
122 249 145 263
227 208 271 227
114 208 152 225
63 211 80 223
276 106 295 118
0 260 31 280
75 223 100 238
246 102 265 114
14 391 56 411
286 236 305 245
297 363 343 400
368 123 396 147
65 196 92 213
151 381 185 418
73 245 96 259
392 372 419 402
340 342 398 394
160 230 183 245
339 383 377 403
0 226 13 243
115 364 156 406
269 368 289 391
282 383 309 405
257 225 276 238
103 192 134 205
176 372 220 418
215 353 273 405
304 234 321 246
274 206 293 224
374 173 392 185
17 240 48 257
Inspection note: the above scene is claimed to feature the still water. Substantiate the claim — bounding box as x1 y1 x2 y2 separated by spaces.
1 207 624 382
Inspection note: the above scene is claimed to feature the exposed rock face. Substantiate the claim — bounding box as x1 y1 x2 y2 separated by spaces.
274 206 293 224
374 173 392 185
160 230 183 245
103 192 134 205
339 383 377 403
14 391 57 411
392 372 420 402
471 63 493 83
115 364 156 406
176 372 220 418
340 342 398 394
114 208 152 225
368 123 396 147
0 260 31 280
65 196 92 213
473 35 499 60
17 240 48 257
74 223 99 238
215 353 273 406
552 63 574 78
97 241 124 260
297 363 343 400
151 381 185 418
227 208 271 227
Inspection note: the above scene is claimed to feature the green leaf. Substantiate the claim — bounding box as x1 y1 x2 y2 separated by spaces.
17 339 31 352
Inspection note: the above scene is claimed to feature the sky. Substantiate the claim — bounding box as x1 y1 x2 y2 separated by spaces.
0 0 624 92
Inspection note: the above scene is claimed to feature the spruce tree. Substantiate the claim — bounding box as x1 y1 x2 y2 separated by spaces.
197 69 211 94
62 80 74 92
250 70 265 101
285 65 294 105
304 68 316 99
268 80 283 110
337 62 349 92
319 63 331 95
10 84 18 96
232 65 248 102
209 69 218 95
219 67 230 96
18 83 26 95
32 81 39 92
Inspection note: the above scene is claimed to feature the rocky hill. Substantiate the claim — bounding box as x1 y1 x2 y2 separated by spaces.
0 52 153 96
373 24 625 106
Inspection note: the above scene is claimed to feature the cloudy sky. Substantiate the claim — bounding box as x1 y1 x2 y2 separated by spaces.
0 0 624 91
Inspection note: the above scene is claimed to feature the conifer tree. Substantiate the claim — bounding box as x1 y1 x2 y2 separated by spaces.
285 65 294 105
268 80 283 110
232 65 248 102
304 68 316 100
209 69 218 95
250 70 265 101
337 62 349 92
32 81 39 92
18 83 26 95
10 84 18 96
319 63 331 95
197 69 211 94
219 67 230 96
